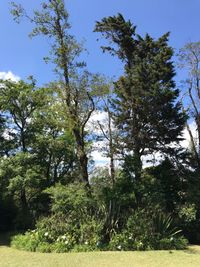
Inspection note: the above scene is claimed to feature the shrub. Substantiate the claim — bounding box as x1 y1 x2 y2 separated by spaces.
79 217 103 247
51 242 70 253
36 242 53 253
109 209 187 251
172 236 188 250
72 244 99 252
155 236 188 250
109 231 187 251
109 232 137 251
45 183 94 218
152 213 182 239
11 212 103 252
11 232 40 252
11 182 188 253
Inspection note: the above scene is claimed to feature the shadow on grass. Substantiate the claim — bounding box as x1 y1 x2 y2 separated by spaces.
183 245 200 255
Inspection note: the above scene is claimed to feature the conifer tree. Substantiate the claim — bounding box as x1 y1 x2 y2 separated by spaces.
95 14 186 182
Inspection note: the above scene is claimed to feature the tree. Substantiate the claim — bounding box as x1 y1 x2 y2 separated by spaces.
0 79 47 154
93 87 119 186
0 78 79 228
0 79 49 227
178 42 200 169
97 99 116 185
31 90 78 186
11 0 104 186
95 14 186 185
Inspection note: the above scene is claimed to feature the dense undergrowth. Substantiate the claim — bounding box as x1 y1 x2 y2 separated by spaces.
11 183 188 253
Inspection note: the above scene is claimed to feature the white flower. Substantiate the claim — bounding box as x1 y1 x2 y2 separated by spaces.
84 241 88 245
117 245 122 250
65 240 69 245
128 236 132 240
170 237 174 241
57 237 60 242
61 235 67 240
44 232 48 237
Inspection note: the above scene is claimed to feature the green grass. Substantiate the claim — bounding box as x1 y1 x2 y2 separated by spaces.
0 245 200 267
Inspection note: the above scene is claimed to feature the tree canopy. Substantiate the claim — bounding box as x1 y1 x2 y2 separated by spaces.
0 0 199 252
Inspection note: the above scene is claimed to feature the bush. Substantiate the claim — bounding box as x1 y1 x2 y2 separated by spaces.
72 244 99 252
11 232 40 252
36 242 53 253
109 232 146 251
51 242 70 253
36 214 77 243
155 236 188 250
173 236 188 250
11 212 103 252
78 217 103 247
109 232 188 251
109 209 188 251
11 208 188 252
45 183 93 218
11 181 188 253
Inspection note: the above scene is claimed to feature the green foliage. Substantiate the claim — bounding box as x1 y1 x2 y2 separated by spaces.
11 205 187 252
153 213 182 239
36 242 53 253
11 232 40 252
2 0 199 252
147 159 184 212
109 231 187 251
157 237 188 250
10 183 104 252
95 14 186 188
11 213 103 253
11 230 72 253
45 183 93 215
178 204 197 224
109 232 146 251
109 210 187 251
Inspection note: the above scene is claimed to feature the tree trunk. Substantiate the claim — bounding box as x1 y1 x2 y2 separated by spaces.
110 154 115 186
133 147 142 206
73 128 89 186
133 147 142 181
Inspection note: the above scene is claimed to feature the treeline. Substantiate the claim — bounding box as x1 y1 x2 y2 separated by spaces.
0 0 200 252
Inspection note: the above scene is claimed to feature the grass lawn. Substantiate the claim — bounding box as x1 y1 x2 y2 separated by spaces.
0 245 200 267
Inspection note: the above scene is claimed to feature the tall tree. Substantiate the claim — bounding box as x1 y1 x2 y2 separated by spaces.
95 14 186 184
97 98 116 185
178 42 200 169
11 0 103 186
0 79 49 227
0 79 47 154
0 78 80 228
32 84 78 186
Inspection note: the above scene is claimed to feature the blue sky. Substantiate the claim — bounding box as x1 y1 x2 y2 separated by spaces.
0 0 200 85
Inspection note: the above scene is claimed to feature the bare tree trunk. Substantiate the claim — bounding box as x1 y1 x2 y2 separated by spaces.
98 105 116 186
186 121 199 163
108 110 115 186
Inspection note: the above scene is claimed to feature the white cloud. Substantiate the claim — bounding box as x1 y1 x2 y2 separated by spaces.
87 110 108 134
87 110 110 167
91 149 109 167
142 152 162 168
0 71 20 82
90 110 108 123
